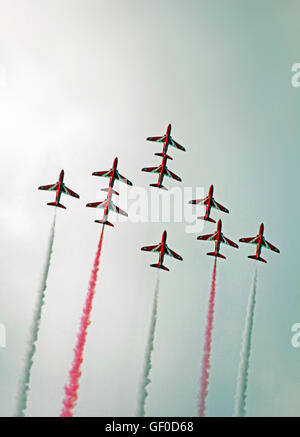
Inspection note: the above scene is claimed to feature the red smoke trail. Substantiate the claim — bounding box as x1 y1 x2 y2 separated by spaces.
60 226 105 417
198 259 217 417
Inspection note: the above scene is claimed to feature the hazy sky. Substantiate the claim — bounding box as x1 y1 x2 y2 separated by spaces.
0 0 299 417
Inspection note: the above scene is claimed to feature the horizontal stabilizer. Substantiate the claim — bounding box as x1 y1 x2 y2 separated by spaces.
207 251 226 259
197 216 216 223
101 187 119 195
47 201 66 209
94 219 114 227
248 255 267 263
150 183 168 191
150 263 169 272
155 152 173 160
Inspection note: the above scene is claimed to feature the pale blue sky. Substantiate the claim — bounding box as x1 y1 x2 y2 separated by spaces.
0 0 299 417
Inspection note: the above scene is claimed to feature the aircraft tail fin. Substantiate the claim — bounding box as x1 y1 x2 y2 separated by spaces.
155 152 173 160
101 187 119 195
198 216 216 223
47 201 66 209
248 255 267 263
150 263 169 272
150 183 168 191
207 251 226 259
95 219 114 227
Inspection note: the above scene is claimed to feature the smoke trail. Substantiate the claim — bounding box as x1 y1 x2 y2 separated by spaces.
15 210 57 417
234 267 257 417
137 274 160 417
61 226 105 417
198 258 217 417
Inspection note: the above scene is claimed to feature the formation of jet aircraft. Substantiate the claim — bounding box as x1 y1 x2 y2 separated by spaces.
191 185 279 263
143 124 185 190
38 125 280 269
86 157 133 227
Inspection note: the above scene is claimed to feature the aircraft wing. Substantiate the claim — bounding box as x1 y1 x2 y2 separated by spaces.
212 199 229 213
115 171 133 186
220 234 239 248
62 184 80 198
142 166 161 173
239 236 259 244
86 200 107 209
170 137 186 151
92 169 113 177
141 243 162 252
146 135 166 143
189 196 209 205
262 238 280 253
197 232 217 241
164 167 182 181
109 201 128 217
164 245 183 261
38 183 58 191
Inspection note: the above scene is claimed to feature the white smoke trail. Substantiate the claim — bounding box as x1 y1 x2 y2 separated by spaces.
234 267 258 417
137 273 160 417
15 211 57 417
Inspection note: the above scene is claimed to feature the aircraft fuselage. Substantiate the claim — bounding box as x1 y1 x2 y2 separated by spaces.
162 124 172 155
158 155 168 187
213 219 223 255
205 184 214 219
255 223 265 258
158 230 167 267
55 170 65 205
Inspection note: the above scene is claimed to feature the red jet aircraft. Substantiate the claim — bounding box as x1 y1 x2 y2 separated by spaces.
142 154 182 190
197 219 238 259
92 157 133 189
146 124 186 160
239 223 280 263
86 157 132 227
189 184 229 223
38 170 80 209
141 230 183 271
